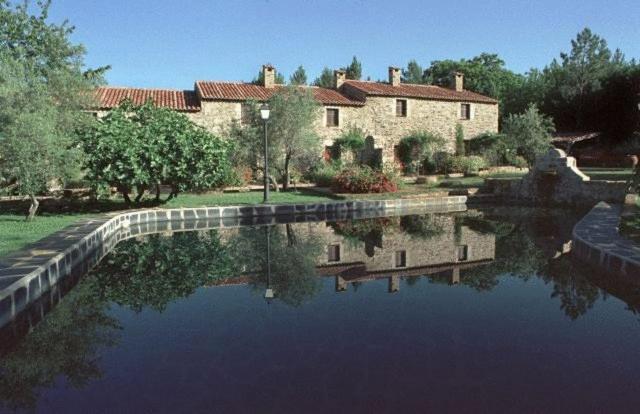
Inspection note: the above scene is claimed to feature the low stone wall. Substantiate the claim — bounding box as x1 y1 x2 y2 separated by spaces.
0 196 466 329
478 166 529 176
572 202 640 277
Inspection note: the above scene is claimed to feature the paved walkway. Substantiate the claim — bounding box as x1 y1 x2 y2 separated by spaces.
572 202 640 277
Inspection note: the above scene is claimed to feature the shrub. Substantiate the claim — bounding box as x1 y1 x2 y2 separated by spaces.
444 155 487 175
512 156 528 168
310 161 342 187
334 127 366 162
502 104 554 166
397 131 446 175
332 165 398 193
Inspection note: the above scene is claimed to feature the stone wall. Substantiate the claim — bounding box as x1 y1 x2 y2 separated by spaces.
485 149 628 206
182 97 498 167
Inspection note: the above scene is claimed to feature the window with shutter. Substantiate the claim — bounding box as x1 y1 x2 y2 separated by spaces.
240 103 251 124
394 250 407 268
396 99 407 117
327 244 341 262
326 108 339 127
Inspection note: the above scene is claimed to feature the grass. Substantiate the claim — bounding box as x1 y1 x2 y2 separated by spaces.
0 213 94 258
0 190 335 258
581 167 633 181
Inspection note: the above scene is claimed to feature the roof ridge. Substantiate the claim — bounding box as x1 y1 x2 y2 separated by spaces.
98 85 193 93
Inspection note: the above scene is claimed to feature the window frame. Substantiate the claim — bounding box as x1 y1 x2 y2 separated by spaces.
326 108 340 127
394 250 407 268
460 103 471 120
396 99 407 117
327 244 341 263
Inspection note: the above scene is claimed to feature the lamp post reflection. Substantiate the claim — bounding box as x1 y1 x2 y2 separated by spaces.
264 225 274 303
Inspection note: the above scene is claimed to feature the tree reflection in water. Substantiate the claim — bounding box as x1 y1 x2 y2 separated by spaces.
2 208 640 411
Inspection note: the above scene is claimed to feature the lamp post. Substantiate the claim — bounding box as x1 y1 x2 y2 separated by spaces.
260 103 271 203
264 225 274 303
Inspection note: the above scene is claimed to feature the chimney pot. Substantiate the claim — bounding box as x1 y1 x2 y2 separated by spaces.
262 64 276 88
388 66 401 86
334 69 346 89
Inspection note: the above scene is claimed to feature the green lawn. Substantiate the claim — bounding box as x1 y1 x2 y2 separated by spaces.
581 167 633 181
0 214 94 258
0 190 335 258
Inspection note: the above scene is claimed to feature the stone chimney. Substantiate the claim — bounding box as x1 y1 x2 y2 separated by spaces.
334 69 346 89
451 71 464 92
388 66 401 86
262 64 276 88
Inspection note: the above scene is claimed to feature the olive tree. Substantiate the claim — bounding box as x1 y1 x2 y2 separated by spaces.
397 131 446 176
502 104 554 166
0 1 105 219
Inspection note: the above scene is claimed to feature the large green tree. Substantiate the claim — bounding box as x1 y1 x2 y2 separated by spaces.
289 65 307 85
402 59 424 84
313 66 334 88
502 104 554 166
0 0 106 219
344 56 362 80
79 101 235 203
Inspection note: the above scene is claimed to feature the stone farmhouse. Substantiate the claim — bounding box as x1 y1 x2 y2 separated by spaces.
94 64 499 166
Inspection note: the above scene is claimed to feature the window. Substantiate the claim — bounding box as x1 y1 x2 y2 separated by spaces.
457 245 468 261
396 99 407 117
460 103 471 120
328 244 341 262
394 250 407 268
326 108 339 127
241 103 252 125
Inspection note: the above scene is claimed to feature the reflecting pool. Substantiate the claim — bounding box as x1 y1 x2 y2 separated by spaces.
1 207 640 413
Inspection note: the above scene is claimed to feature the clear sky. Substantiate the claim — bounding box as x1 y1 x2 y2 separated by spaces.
47 0 640 90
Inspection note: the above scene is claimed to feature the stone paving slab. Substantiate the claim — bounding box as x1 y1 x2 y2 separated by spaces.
572 202 640 277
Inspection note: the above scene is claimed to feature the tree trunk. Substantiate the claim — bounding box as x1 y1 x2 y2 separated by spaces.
283 155 291 191
268 175 280 192
155 183 161 202
134 186 146 204
165 185 179 202
26 194 39 221
121 191 131 205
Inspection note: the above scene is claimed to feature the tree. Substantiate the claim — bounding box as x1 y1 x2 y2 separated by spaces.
236 86 321 190
289 65 307 85
402 60 424 84
0 0 105 219
313 66 334 88
78 101 234 203
502 104 554 166
344 56 362 80
251 68 285 85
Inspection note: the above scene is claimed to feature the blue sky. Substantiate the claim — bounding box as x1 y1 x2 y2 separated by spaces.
47 0 639 89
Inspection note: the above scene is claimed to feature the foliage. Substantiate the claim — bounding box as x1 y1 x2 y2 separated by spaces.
309 160 343 187
333 126 366 161
502 104 554 166
399 214 445 240
344 56 362 80
227 224 323 307
455 124 465 156
78 101 235 202
0 277 119 411
289 65 307 85
332 165 398 193
397 131 446 175
93 231 236 312
402 59 424 84
0 0 105 219
313 66 334 88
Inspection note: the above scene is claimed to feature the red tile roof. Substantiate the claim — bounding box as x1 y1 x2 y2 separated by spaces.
195 81 364 106
342 80 498 104
95 87 201 112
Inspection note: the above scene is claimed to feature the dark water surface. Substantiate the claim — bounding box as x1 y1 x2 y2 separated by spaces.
1 207 640 413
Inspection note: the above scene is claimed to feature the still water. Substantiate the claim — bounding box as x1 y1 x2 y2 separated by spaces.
1 207 640 413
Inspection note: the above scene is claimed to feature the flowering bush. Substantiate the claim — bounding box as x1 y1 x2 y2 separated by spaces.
332 166 398 193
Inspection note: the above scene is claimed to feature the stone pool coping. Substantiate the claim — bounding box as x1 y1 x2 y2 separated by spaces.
572 201 640 277
0 195 466 327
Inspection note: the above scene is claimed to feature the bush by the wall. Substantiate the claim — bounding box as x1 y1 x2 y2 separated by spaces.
310 161 343 187
332 165 398 193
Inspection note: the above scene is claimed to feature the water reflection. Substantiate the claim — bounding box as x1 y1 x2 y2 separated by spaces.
1 208 639 411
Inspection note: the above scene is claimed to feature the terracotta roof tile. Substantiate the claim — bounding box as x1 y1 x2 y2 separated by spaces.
195 81 364 106
342 80 498 104
95 87 201 112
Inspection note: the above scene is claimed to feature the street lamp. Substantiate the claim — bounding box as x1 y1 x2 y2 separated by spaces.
260 103 270 203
